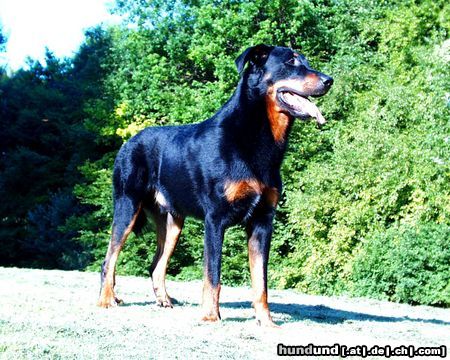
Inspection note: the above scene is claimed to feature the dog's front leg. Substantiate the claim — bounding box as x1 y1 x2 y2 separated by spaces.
201 214 225 322
246 209 278 327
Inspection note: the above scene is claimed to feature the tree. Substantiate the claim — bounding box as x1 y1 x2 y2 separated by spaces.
0 27 113 268
0 25 6 52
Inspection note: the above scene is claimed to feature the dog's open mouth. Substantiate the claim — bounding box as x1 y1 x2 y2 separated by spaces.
277 88 326 125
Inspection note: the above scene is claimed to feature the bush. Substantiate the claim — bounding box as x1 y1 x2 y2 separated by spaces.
352 223 450 307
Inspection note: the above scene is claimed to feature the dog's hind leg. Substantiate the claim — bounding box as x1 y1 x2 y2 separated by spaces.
98 197 141 308
150 212 184 307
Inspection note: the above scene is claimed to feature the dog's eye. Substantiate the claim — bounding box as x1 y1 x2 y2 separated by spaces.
287 57 300 66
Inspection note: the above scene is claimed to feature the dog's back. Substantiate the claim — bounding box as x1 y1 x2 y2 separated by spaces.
113 118 227 220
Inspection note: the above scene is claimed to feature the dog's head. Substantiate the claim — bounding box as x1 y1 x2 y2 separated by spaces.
236 44 333 128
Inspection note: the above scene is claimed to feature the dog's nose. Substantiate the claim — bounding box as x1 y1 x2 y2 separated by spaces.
321 75 334 88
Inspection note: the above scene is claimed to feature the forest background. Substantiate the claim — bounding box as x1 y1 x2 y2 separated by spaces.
0 0 448 307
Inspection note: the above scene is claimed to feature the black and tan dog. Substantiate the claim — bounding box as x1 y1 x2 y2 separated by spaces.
97 44 333 327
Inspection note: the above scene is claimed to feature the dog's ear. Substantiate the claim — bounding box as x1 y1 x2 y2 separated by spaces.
235 44 274 73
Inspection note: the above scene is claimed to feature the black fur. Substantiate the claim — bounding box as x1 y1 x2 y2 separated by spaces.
99 44 333 324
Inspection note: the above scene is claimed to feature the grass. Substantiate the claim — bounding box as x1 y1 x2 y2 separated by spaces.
0 267 449 359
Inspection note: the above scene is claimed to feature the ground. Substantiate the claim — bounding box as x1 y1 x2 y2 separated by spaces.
0 267 449 359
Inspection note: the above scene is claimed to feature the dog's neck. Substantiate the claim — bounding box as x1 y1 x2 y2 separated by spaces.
217 76 294 179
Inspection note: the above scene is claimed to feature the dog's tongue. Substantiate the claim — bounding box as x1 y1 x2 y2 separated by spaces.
283 92 326 125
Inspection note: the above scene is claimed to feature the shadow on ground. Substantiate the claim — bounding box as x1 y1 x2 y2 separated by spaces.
121 299 450 326
221 301 450 326
122 297 184 307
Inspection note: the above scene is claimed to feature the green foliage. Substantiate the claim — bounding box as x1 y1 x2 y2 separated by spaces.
1 0 449 307
269 3 449 298
352 223 450 307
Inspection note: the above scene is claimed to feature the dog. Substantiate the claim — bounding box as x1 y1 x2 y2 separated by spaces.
97 44 333 327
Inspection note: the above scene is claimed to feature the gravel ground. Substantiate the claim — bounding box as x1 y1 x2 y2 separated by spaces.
0 267 449 359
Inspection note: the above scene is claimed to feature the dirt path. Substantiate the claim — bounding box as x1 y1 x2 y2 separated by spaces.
0 267 449 359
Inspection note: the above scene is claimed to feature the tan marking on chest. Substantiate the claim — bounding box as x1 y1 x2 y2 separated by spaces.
224 180 280 207
224 179 264 202
266 86 292 143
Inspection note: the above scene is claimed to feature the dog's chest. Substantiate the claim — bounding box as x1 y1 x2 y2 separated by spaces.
223 179 279 221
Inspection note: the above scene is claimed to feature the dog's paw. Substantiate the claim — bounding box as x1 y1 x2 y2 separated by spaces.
201 312 221 322
256 316 280 328
156 295 174 308
97 296 123 308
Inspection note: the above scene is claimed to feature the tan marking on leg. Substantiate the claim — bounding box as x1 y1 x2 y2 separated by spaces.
248 234 278 327
201 276 221 322
149 213 166 276
224 179 264 202
151 213 184 308
97 206 141 308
